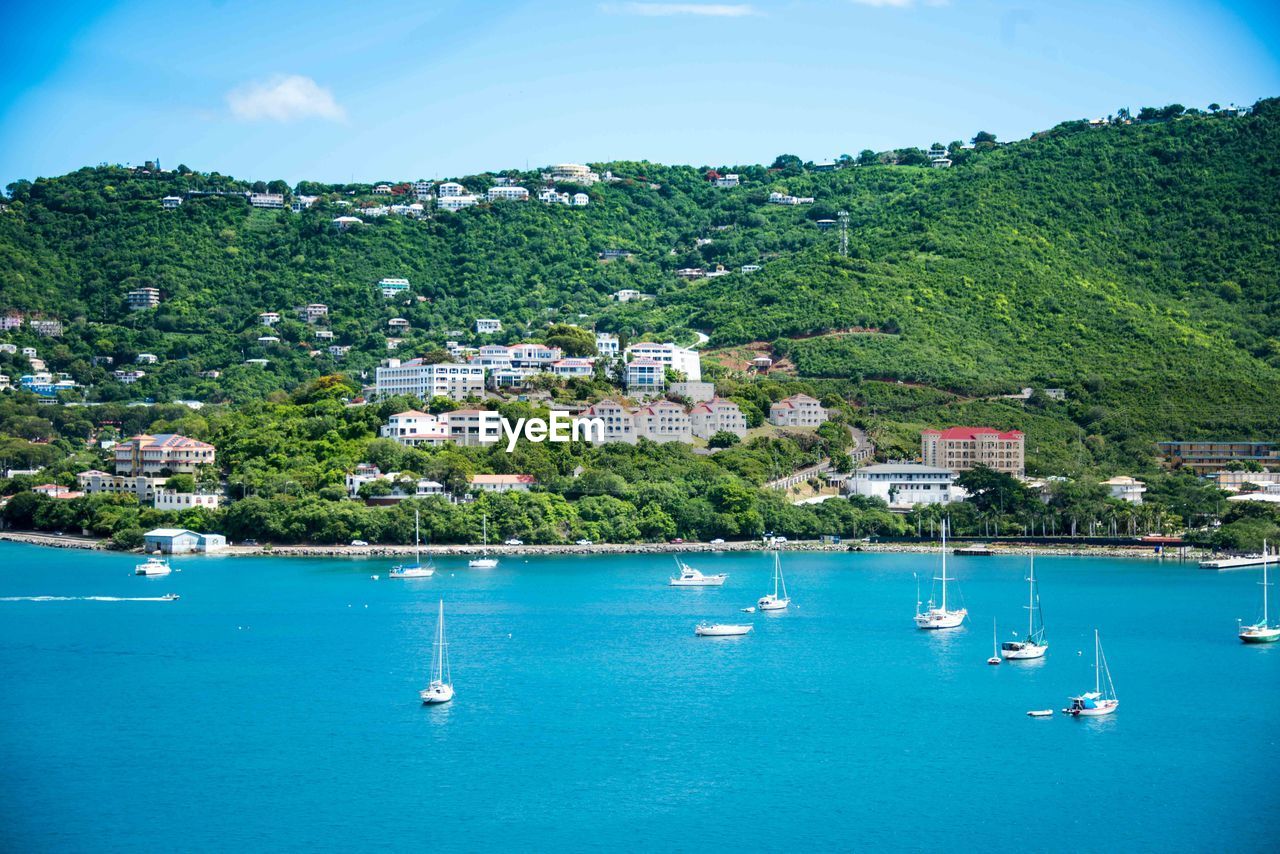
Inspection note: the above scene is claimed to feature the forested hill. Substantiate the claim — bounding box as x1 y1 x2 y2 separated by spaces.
1 99 1278 468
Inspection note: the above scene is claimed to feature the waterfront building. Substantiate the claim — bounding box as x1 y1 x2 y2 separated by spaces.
78 469 167 503
922 427 1025 476
846 463 963 509
142 528 227 554
769 394 827 428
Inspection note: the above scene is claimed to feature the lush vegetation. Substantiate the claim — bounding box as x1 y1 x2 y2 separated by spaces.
1 99 1278 548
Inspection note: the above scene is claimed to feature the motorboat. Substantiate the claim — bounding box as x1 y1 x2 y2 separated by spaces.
135 557 172 576
420 599 454 705
669 559 727 587
757 551 790 610
391 509 435 579
1239 540 1280 644
161 593 180 601
468 514 499 569
914 521 966 629
1063 630 1118 717
1002 556 1048 660
695 623 752 637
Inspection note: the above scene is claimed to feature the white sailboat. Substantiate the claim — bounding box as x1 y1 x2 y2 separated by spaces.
390 509 434 578
469 514 499 569
1239 539 1280 644
757 551 790 611
914 521 966 629
1002 556 1048 659
420 599 454 704
695 623 752 637
987 618 1001 665
670 558 728 586
1064 630 1118 716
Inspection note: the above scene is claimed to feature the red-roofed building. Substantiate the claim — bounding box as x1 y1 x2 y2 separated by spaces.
633 399 692 443
689 397 747 440
114 433 216 475
921 427 1025 476
769 394 827 428
469 474 536 493
32 483 83 499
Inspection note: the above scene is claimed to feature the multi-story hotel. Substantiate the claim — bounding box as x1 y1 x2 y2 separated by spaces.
921 427 1025 476
374 359 486 400
624 342 702 382
114 433 217 475
1156 440 1280 473
633 400 692 443
127 287 161 311
769 394 827 428
689 397 748 440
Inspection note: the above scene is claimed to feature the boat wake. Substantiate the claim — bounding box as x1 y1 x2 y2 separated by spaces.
1 595 177 602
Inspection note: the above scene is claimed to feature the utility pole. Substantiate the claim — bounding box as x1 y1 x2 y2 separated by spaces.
837 210 849 257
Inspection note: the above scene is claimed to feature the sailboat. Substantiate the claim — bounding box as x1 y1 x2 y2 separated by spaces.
469 514 499 569
987 619 1001 665
1064 630 1118 716
419 599 454 705
914 521 967 629
1239 539 1280 644
757 551 790 610
1002 556 1048 659
390 509 434 578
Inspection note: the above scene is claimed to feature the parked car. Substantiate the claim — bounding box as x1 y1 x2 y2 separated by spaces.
504 538 524 546
710 538 725 545
772 536 788 544
575 539 593 546
669 537 685 544
243 539 258 546
350 540 369 547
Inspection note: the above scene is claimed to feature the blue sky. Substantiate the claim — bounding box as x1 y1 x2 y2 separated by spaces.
1 0 1277 185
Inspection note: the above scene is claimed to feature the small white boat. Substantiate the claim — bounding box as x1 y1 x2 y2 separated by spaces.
695 623 753 637
468 514 499 569
757 552 790 611
987 618 1001 665
914 521 966 629
420 599 454 705
741 606 756 613
135 557 172 576
391 509 435 579
669 559 727 587
1027 709 1053 718
1063 630 1118 717
1239 540 1280 644
1003 556 1048 660
161 593 180 601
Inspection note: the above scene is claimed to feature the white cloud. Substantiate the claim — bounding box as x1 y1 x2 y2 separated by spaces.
227 75 346 123
603 3 759 16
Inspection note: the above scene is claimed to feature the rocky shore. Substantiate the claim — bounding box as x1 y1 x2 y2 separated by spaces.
0 530 1209 561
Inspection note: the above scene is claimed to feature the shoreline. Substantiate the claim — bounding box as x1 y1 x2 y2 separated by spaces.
0 530 1210 561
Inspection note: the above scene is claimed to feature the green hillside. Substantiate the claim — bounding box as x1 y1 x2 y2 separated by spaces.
2 98 1279 477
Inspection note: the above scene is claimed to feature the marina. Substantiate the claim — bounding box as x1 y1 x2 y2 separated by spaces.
1 541 1277 849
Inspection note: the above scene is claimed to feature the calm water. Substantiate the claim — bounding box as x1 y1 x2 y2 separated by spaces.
1 541 1277 851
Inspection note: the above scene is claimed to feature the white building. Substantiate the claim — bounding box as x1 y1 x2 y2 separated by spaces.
475 318 503 334
259 311 281 326
741 264 761 274
412 180 433 200
769 394 827 428
327 345 350 358
154 491 222 511
1101 476 1146 504
715 174 740 188
551 358 594 379
387 317 410 330
847 463 963 509
136 353 158 365
436 194 479 212
595 332 619 358
380 410 451 447
314 329 335 340
625 342 701 382
332 216 363 229
689 398 747 440
469 474 536 492
670 381 715 403
581 399 637 444
538 188 571 205
572 193 590 207
625 359 664 394
112 370 146 384
143 528 226 554
127 287 161 310
298 303 328 323
768 191 815 205
373 184 393 195
437 182 467 197
162 196 183 209
291 195 318 212
486 186 529 202
549 164 599 185
248 192 285 209
78 469 167 503
379 277 411 298
611 289 653 303
374 359 486 400
633 400 692 444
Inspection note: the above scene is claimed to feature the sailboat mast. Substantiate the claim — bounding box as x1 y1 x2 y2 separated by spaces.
773 552 780 597
940 519 948 612
1028 556 1035 638
415 509 421 564
435 599 445 682
1094 630 1101 694
1264 539 1269 624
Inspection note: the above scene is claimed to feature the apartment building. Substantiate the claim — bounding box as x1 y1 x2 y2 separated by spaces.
486 186 529 202
248 192 285 209
379 410 451 447
379 277 411 298
595 332 620 358
769 394 827 428
114 433 217 475
580 399 637 444
1155 440 1280 473
441 410 500 446
127 287 161 311
551 358 595 379
624 342 702 381
374 359 486 400
689 397 748 440
634 400 693 443
437 194 479 212
625 359 665 394
921 427 1025 476
437 182 467 197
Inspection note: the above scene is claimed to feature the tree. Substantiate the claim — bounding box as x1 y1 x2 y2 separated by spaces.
971 131 997 146
957 465 1029 516
707 431 741 449
857 150 878 167
543 324 597 357
770 154 803 172
165 473 196 493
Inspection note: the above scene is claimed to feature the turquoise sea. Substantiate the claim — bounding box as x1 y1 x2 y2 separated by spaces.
1 541 1277 851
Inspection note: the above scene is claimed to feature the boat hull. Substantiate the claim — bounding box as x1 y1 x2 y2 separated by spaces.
420 683 454 704
758 596 789 611
135 568 171 576
390 569 434 578
670 577 727 587
1068 702 1118 717
468 559 499 569
915 609 966 629
1239 628 1280 644
1001 643 1047 660
695 624 752 636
